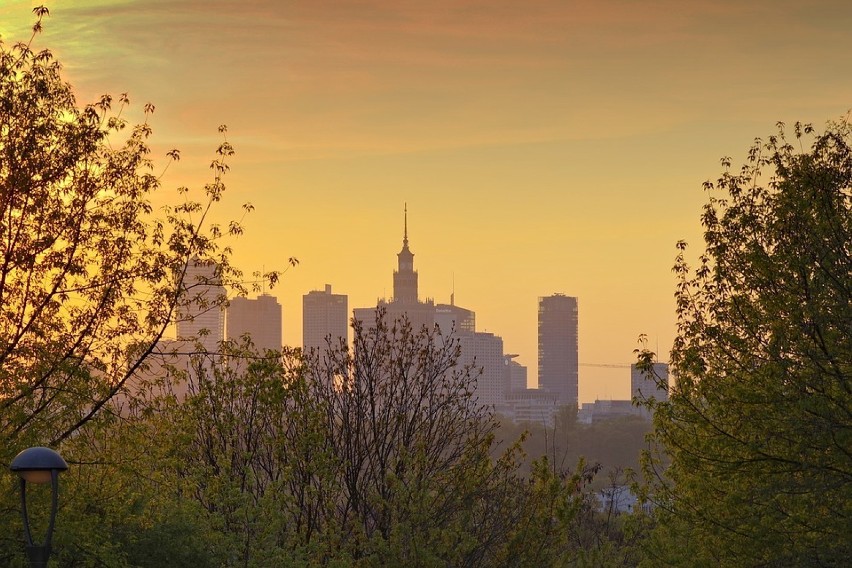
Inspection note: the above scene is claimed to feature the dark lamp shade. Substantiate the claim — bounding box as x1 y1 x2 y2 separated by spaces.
10 447 68 484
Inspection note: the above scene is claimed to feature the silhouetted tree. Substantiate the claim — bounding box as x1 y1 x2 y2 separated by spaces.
0 7 247 451
0 11 257 564
638 117 852 566
302 310 503 563
154 312 606 566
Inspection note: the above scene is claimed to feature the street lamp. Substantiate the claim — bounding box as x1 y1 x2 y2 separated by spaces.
9 447 68 568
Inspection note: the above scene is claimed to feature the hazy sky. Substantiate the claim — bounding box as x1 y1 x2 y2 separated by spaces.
2 0 850 401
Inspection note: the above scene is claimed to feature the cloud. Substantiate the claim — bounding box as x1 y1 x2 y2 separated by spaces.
4 0 851 163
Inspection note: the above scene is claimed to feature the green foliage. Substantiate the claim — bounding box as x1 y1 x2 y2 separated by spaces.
639 118 852 566
497 411 653 479
0 9 254 564
124 314 631 567
0 8 247 450
0 395 218 567
164 316 526 565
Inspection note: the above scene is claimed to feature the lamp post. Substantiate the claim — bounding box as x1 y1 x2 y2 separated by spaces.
9 447 68 568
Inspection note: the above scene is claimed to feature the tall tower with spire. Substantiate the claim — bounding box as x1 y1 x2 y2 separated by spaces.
393 204 418 304
349 206 512 414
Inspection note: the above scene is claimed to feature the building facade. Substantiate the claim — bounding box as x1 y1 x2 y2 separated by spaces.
503 389 561 427
176 258 226 353
538 294 579 408
352 207 513 412
457 331 505 409
631 362 669 419
303 284 348 353
434 302 475 336
504 354 527 392
353 206 435 332
630 362 669 402
227 294 283 352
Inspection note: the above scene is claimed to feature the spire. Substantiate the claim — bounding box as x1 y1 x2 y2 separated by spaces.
403 202 409 248
394 203 417 303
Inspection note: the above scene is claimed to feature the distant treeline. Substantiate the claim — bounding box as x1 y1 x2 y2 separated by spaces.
496 411 653 486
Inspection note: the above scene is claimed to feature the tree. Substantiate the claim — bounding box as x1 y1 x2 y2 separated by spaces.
44 403 220 568
0 7 248 451
638 118 852 566
302 311 626 566
152 314 496 565
304 311 495 550
170 338 308 567
155 312 608 567
1 11 260 563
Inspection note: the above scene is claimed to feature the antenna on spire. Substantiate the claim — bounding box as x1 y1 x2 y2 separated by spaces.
451 272 455 306
403 203 408 247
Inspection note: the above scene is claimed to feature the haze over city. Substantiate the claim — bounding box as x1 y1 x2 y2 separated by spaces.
2 0 850 402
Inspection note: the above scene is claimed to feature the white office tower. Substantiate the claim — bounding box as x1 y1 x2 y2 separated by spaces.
631 362 669 419
457 332 505 409
176 258 226 354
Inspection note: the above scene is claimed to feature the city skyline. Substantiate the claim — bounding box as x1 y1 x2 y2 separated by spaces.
226 218 604 407
3 1 849 401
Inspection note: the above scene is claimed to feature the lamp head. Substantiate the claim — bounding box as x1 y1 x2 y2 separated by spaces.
10 447 68 484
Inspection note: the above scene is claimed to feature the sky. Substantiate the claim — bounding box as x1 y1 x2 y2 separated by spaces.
2 0 850 402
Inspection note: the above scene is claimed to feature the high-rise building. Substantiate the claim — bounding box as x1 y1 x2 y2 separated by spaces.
434 302 475 337
538 294 579 407
504 354 527 392
303 284 348 353
176 258 226 353
457 332 505 408
393 203 418 305
227 294 282 352
120 338 194 407
354 206 435 332
351 207 510 413
631 362 669 403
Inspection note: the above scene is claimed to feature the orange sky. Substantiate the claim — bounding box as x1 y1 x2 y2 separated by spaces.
2 0 850 401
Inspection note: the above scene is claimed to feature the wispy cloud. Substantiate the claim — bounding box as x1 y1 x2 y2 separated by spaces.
4 0 851 162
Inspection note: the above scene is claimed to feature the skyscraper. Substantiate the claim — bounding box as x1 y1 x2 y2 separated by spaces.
393 203 418 304
457 331 505 408
176 258 226 353
504 354 528 392
303 284 348 353
631 362 669 403
538 294 579 407
354 205 434 332
434 302 475 337
349 207 513 413
227 294 283 352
